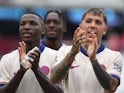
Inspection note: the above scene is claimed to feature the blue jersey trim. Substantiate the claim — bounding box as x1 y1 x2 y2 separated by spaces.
0 84 5 87
41 38 62 50
80 43 105 56
39 44 45 52
41 38 46 46
111 74 120 80
111 74 120 85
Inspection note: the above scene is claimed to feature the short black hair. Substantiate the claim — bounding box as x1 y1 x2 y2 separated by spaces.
23 11 44 27
82 8 107 25
44 10 66 27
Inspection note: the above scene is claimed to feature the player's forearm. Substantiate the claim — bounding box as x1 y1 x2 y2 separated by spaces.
0 69 25 93
33 68 63 93
50 50 76 84
91 59 119 92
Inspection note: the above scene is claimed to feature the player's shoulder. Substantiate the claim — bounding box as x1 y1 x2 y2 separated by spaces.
59 44 72 52
104 47 122 57
0 49 18 60
44 46 57 54
57 44 72 56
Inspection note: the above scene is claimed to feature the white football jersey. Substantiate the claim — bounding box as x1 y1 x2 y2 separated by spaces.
54 44 122 93
0 46 57 93
115 53 124 93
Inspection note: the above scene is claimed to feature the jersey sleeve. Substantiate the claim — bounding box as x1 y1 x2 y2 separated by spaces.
106 52 122 79
52 46 71 68
0 54 13 84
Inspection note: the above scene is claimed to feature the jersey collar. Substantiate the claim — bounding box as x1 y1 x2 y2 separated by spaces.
39 44 45 52
80 43 105 56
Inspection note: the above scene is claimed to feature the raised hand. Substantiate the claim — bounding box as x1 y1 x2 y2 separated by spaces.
28 47 41 71
79 24 99 61
18 41 27 71
18 41 26 62
71 26 87 55
87 33 98 60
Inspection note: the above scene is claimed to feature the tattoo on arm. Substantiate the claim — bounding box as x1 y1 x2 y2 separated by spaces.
91 59 116 91
51 51 76 84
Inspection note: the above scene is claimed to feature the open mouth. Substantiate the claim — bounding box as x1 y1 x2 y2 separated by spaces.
87 30 97 34
87 30 97 38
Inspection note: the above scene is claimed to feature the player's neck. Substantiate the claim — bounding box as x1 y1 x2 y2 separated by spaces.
25 41 40 53
45 38 62 50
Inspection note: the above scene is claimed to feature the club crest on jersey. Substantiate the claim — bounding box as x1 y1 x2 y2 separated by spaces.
114 62 122 72
41 66 50 75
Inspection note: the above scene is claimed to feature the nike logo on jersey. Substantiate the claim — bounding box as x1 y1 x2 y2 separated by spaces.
101 64 106 70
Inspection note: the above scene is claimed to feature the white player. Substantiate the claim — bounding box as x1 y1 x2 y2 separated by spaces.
50 8 122 93
0 12 63 93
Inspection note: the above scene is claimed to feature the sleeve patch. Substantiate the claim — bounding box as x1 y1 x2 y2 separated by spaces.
113 62 122 72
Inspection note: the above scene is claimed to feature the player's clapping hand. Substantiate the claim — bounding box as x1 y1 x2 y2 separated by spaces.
18 41 27 72
28 47 41 71
71 26 85 55
79 23 99 60
87 32 98 60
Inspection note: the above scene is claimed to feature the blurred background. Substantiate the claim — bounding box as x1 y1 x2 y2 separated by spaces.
0 0 124 58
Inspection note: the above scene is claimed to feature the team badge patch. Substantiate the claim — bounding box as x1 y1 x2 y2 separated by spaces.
114 62 122 72
41 66 50 75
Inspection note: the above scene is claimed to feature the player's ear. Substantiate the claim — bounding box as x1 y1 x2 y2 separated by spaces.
103 26 108 35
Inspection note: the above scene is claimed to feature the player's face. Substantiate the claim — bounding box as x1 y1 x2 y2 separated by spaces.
81 13 107 44
44 12 65 41
19 14 42 42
